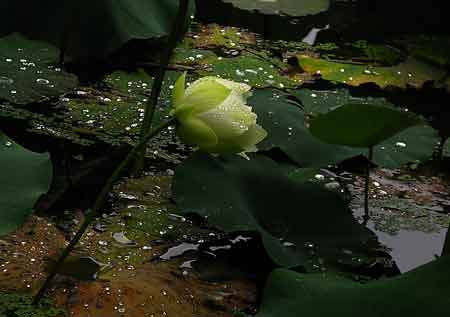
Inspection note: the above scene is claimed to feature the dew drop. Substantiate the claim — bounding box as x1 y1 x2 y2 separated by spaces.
0 76 14 85
36 78 50 85
314 174 325 181
324 182 340 190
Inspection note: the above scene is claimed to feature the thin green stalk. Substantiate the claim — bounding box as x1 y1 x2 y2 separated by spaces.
32 118 176 305
443 222 450 256
134 0 191 174
363 146 374 225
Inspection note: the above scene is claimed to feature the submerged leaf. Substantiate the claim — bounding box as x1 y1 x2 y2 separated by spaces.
297 55 445 89
203 55 294 89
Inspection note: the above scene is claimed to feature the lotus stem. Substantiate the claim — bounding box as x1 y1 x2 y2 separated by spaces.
363 146 374 225
134 0 191 174
443 222 450 256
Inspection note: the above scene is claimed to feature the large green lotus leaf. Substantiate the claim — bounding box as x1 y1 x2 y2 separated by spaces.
0 0 195 59
256 256 450 317
291 92 437 167
0 34 78 104
373 125 439 168
443 138 450 158
172 153 373 268
0 132 52 235
287 168 321 183
309 103 423 148
222 0 330 16
248 89 361 167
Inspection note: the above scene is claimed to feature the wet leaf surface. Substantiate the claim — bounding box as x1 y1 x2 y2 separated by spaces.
256 256 450 317
293 88 392 115
202 55 296 89
173 152 374 269
67 70 177 144
373 125 439 168
249 89 361 167
222 0 330 16
0 0 196 59
0 133 52 235
0 34 78 104
310 103 423 148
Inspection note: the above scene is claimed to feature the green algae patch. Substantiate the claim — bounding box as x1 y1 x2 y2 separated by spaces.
397 35 450 67
297 55 445 89
350 40 404 66
0 293 64 317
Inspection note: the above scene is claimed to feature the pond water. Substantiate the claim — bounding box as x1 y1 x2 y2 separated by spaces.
373 227 447 272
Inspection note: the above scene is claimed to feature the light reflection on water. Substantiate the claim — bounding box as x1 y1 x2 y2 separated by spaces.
353 204 448 273
367 224 447 273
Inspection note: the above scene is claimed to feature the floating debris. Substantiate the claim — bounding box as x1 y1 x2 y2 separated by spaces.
112 232 138 247
160 243 199 261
